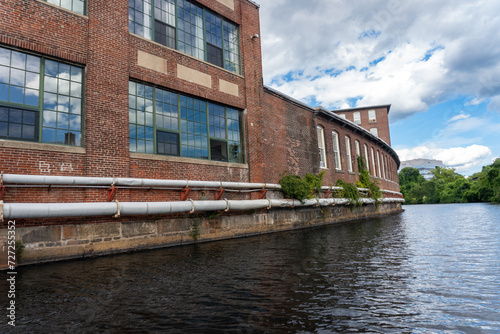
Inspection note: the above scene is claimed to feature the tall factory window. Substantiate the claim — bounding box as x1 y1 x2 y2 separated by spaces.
129 81 244 163
332 131 341 171
371 147 377 177
364 144 370 175
345 136 353 173
0 46 83 146
46 0 85 15
317 126 327 169
129 0 240 74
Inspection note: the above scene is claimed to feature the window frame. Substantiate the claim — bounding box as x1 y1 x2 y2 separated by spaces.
363 143 370 175
128 81 244 163
129 0 241 75
45 0 86 15
345 135 353 173
368 109 377 123
332 130 342 171
353 111 361 124
0 46 84 147
317 125 327 169
370 127 378 137
376 150 382 179
371 147 377 177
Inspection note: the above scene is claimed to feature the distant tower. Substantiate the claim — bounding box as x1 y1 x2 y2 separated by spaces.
332 105 392 145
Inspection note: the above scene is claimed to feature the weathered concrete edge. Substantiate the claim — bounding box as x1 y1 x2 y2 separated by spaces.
3 202 403 268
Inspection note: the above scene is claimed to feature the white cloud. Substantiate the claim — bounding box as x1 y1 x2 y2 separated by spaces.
260 0 500 121
397 144 492 174
466 98 484 106
447 113 470 123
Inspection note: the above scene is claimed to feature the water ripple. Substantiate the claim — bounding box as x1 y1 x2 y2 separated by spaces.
1 203 499 333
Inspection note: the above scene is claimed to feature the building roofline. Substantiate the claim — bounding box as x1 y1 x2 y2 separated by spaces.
263 85 315 112
263 87 400 167
245 0 260 8
314 108 400 168
332 104 392 114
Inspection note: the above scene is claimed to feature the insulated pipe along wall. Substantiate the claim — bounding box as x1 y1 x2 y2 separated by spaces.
1 174 400 195
2 198 405 219
1 174 282 190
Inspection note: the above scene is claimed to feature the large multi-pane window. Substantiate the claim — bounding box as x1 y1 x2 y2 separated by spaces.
129 0 240 74
0 46 83 146
46 0 85 15
129 81 243 163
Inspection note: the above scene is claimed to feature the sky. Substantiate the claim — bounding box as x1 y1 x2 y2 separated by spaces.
258 0 500 175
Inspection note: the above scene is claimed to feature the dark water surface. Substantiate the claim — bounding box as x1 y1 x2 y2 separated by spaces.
1 203 500 333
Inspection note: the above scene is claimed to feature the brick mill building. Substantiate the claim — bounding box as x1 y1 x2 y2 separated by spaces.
0 0 401 265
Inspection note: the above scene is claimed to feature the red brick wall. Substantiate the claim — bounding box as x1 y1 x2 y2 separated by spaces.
336 106 392 145
0 0 399 229
0 0 88 64
260 91 401 192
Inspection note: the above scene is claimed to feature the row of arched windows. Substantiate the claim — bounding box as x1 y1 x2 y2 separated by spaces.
317 125 397 183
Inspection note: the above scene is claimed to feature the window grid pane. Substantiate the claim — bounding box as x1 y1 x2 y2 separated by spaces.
46 0 85 15
0 49 40 107
129 0 152 39
209 103 226 139
180 95 208 159
128 82 154 153
157 130 179 156
155 88 178 131
227 107 242 163
177 0 205 60
154 0 176 49
0 106 37 141
42 60 82 146
223 21 240 74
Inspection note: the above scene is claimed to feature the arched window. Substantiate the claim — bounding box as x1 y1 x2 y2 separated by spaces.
332 131 342 170
364 144 370 174
371 147 377 177
345 136 353 173
317 126 327 168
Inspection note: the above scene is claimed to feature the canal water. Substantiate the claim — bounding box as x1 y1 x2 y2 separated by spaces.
1 203 500 333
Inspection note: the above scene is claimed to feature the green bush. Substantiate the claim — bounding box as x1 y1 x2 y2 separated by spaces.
336 179 361 206
279 171 326 202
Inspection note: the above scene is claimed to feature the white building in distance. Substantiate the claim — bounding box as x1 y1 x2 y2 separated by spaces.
399 159 445 180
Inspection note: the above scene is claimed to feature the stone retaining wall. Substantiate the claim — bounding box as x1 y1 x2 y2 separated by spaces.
1 202 403 268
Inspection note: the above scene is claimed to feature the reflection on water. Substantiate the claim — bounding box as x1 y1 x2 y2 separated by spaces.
1 203 500 333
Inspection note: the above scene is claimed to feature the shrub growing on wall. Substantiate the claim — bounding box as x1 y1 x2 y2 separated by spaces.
357 156 382 203
279 171 326 202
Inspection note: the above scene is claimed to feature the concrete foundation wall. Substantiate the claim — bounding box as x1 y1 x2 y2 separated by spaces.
1 202 403 268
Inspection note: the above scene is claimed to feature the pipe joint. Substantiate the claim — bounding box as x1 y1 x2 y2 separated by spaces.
114 200 120 218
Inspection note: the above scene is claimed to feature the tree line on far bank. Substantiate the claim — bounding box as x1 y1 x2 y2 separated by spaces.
398 159 500 204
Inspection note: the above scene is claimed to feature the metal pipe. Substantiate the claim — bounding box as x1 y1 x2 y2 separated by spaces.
2 197 404 219
1 174 403 198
